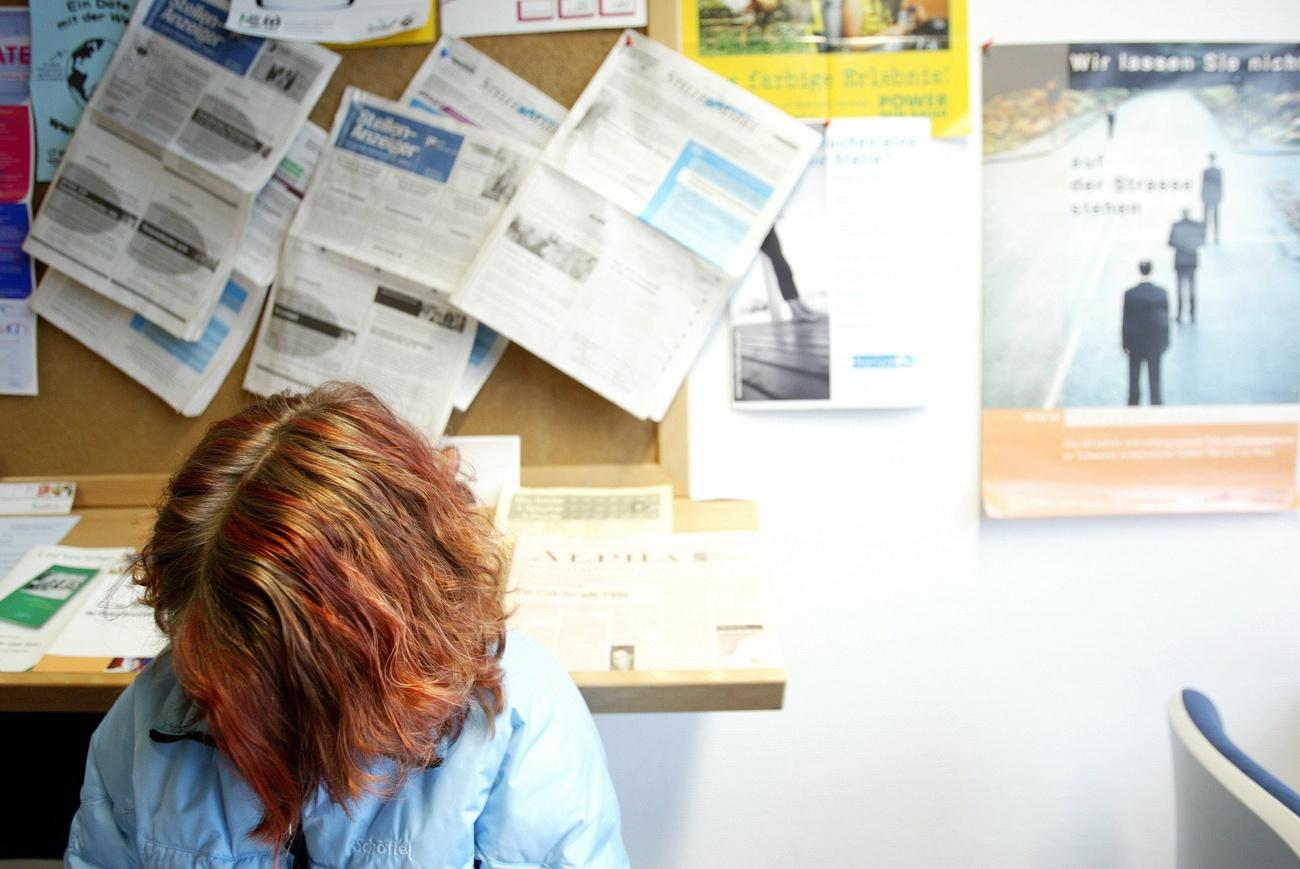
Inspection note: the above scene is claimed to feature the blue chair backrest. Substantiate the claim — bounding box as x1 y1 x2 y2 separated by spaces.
1169 689 1300 869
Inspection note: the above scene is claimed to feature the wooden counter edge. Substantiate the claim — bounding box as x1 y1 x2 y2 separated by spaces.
0 668 786 715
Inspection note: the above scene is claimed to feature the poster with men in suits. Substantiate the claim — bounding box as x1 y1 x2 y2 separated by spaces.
981 43 1300 518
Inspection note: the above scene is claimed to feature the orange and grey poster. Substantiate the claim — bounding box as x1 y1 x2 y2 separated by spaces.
982 43 1300 517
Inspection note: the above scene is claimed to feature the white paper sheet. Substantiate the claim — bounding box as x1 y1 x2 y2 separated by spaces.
0 516 80 577
443 434 521 508
227 0 431 43
440 0 646 38
0 481 76 516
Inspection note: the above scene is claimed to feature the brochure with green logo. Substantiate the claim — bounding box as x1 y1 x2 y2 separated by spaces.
0 564 100 629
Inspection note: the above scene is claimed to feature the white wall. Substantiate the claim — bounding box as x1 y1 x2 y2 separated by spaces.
595 2 1300 866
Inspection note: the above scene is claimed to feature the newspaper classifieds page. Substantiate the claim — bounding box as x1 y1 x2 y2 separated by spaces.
29 122 327 415
402 36 567 149
291 87 538 293
496 485 673 535
454 163 731 421
0 545 133 672
403 36 568 411
244 239 474 434
507 531 780 673
32 270 267 417
97 0 339 201
22 0 338 341
544 31 820 276
25 116 251 340
453 32 817 421
233 121 327 288
402 36 567 411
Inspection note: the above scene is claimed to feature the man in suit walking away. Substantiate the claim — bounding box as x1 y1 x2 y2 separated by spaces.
1201 153 1223 244
1122 261 1170 406
1168 208 1206 323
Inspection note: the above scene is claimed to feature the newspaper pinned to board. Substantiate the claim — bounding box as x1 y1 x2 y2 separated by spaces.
506 531 781 673
401 36 569 412
245 86 539 434
244 239 474 434
453 31 820 422
23 0 339 341
30 122 326 418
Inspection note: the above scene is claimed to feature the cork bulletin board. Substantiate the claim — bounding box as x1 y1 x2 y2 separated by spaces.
0 0 689 490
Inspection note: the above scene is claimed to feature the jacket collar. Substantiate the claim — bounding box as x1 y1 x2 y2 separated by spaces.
147 654 215 747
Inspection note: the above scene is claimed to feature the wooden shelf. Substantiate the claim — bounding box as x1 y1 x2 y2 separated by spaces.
1 474 783 715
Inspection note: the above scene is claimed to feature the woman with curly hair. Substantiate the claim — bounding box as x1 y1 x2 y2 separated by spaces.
66 383 627 867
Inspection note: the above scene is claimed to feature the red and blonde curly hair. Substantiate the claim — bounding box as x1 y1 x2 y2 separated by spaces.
135 383 507 845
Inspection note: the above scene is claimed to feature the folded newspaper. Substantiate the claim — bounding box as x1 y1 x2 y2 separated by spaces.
23 0 339 341
30 123 327 417
452 31 820 421
506 531 781 673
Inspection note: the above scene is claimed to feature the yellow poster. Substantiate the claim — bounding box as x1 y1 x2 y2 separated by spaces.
679 0 968 137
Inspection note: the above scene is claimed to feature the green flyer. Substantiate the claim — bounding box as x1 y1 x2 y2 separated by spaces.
0 564 99 629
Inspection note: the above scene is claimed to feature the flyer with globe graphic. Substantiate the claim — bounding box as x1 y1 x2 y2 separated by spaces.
31 1 136 182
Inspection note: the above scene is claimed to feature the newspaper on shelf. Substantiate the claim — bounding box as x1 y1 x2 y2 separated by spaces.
243 239 474 435
0 545 134 672
22 0 338 341
495 484 674 535
506 531 780 673
453 31 819 421
290 86 539 294
29 122 327 417
401 35 569 412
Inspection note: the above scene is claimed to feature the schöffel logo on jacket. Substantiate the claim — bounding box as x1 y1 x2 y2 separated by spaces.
351 838 412 857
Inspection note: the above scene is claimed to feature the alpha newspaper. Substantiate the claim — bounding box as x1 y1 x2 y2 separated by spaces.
245 86 538 433
23 0 338 341
453 31 820 422
506 531 781 673
30 123 326 418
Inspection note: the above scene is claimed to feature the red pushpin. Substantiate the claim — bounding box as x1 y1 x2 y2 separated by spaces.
981 38 993 55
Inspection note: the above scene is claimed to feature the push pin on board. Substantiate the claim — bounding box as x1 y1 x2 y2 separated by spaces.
981 38 993 56
625 34 633 47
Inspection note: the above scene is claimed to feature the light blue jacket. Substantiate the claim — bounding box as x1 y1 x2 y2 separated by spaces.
66 631 630 868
